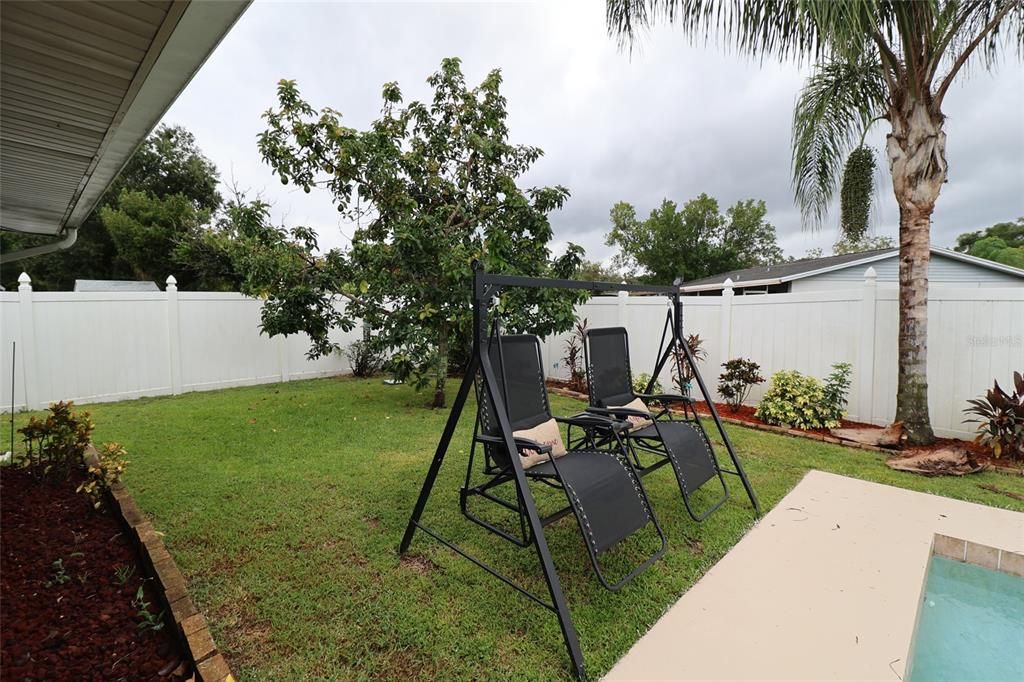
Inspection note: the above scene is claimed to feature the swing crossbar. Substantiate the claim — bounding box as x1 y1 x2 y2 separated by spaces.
479 271 679 295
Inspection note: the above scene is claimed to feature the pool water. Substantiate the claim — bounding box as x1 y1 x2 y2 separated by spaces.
907 555 1024 681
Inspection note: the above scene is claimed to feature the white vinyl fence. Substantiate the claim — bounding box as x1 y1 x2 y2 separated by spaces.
540 269 1023 439
3 269 1021 438
1 274 357 412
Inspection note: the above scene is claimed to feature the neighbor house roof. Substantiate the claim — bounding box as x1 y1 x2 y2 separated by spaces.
0 0 250 237
73 279 160 292
681 247 1024 292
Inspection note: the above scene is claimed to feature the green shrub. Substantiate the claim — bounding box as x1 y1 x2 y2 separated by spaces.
964 372 1024 459
18 401 94 480
822 362 853 424
77 442 130 509
756 362 853 430
717 358 765 411
344 340 383 377
633 373 663 395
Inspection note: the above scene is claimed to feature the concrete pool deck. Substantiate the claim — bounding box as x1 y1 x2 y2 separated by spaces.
605 470 1024 681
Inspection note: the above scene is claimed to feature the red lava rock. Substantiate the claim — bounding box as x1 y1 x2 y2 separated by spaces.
1 467 188 681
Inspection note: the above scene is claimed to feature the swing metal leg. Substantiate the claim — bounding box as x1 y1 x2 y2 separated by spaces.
398 356 478 555
667 293 760 516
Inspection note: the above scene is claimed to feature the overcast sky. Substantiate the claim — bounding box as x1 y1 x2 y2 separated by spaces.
162 0 1024 264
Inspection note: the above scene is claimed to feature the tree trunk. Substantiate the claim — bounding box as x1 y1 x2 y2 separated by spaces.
432 323 449 409
886 99 946 445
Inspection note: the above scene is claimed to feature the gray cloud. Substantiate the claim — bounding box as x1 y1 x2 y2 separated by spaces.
163 0 1024 264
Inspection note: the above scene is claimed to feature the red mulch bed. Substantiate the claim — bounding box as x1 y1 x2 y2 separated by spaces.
1 467 186 681
545 379 1012 469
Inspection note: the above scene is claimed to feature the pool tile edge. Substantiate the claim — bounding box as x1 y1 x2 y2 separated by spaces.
932 533 1024 577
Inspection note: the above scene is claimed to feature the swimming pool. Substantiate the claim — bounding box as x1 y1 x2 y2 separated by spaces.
906 554 1024 681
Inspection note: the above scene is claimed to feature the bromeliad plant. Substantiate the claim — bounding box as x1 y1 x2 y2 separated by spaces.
964 372 1024 460
717 358 765 412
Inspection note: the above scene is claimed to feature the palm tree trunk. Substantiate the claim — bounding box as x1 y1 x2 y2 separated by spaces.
895 203 935 444
886 100 946 445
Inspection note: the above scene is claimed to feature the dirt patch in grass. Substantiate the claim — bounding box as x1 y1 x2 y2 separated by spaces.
684 537 705 555
400 554 439 574
209 597 280 671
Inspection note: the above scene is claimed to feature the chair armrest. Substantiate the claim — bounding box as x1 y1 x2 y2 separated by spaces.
586 405 650 419
475 433 553 454
635 392 692 404
554 413 630 433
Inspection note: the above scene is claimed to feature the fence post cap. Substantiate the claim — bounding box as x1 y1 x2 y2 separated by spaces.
864 266 877 280
723 277 734 288
166 275 177 287
18 272 31 285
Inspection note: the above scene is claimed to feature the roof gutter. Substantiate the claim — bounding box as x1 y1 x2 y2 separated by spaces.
0 227 78 265
682 276 783 292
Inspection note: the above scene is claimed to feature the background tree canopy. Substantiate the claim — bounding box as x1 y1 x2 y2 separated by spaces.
804 233 897 259
1 125 228 291
954 218 1024 269
605 193 784 284
245 58 585 407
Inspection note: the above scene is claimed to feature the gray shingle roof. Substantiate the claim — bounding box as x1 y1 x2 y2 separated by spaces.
73 280 160 292
683 248 897 288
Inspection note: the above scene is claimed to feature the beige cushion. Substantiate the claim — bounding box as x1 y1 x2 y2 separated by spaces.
611 397 653 432
513 418 568 469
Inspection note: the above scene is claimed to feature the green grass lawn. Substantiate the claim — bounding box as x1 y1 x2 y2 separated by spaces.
10 377 1024 680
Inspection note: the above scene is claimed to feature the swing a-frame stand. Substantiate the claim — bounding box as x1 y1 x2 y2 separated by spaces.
398 262 759 680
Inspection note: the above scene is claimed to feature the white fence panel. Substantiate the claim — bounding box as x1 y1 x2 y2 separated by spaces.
177 294 282 391
729 290 862 411
0 294 23 412
33 292 173 406
1 275 356 412
3 270 1020 439
923 288 1024 438
539 275 1020 439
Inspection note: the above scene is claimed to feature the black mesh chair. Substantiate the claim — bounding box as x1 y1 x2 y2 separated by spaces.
584 326 729 522
466 334 666 591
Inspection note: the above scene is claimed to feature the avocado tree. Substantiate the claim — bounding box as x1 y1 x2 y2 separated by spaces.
252 58 585 407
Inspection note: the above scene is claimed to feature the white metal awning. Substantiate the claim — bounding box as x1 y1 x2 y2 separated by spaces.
0 0 249 237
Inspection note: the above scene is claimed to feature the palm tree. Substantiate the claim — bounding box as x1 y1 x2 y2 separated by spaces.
608 1 1023 444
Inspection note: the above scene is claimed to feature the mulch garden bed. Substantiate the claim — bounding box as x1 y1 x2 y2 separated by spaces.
545 379 1021 475
689 401 878 436
1 466 188 681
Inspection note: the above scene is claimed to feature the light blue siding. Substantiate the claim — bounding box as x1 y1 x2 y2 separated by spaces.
789 253 1024 291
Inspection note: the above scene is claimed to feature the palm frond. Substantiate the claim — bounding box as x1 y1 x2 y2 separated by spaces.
607 1 887 61
933 0 1024 106
791 54 887 230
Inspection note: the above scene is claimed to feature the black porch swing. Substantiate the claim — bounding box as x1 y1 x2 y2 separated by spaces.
399 262 759 680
